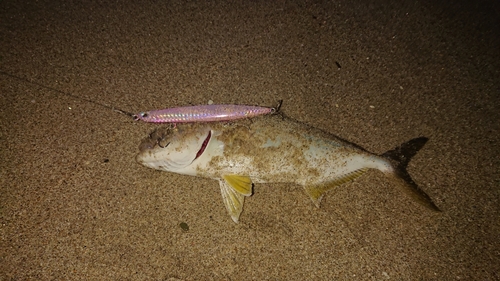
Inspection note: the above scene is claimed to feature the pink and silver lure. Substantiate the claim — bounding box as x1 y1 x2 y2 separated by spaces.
133 101 282 123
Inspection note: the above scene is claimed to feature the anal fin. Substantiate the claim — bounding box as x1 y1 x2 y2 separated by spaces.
219 175 254 223
304 168 368 207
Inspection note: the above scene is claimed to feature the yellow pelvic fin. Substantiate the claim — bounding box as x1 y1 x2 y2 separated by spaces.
219 175 254 223
304 168 368 207
222 174 253 196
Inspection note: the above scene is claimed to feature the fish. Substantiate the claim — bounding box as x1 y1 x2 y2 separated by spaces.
133 101 282 123
136 114 441 223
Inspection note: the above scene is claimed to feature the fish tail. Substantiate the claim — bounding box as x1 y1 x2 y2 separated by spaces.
381 137 441 212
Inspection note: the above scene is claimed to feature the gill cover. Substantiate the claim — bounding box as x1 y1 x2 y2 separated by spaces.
136 125 211 172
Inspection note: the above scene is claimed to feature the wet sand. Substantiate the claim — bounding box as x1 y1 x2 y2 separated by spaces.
1 0 498 280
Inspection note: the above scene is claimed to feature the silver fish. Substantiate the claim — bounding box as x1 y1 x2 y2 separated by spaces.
136 114 440 223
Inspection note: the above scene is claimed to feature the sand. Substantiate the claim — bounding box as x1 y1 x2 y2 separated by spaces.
1 0 498 280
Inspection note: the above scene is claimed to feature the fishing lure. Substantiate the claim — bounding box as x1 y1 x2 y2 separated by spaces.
133 101 282 123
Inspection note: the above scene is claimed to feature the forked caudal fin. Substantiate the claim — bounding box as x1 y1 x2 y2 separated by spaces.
382 137 441 212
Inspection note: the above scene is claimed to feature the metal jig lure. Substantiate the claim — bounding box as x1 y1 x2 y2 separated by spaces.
133 100 282 123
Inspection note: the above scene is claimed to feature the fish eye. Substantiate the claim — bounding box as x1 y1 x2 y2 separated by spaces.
157 138 170 148
141 112 149 118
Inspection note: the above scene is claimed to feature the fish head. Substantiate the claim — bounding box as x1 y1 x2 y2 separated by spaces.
136 124 212 172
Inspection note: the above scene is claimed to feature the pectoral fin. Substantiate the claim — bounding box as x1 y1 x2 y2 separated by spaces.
219 175 253 223
304 168 368 207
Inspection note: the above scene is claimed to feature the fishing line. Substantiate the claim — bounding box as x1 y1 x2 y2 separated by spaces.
0 71 136 119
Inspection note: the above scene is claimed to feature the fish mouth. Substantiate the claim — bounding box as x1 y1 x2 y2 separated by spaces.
194 131 211 161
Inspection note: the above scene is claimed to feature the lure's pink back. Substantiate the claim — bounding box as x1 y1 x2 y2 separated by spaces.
135 104 274 123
